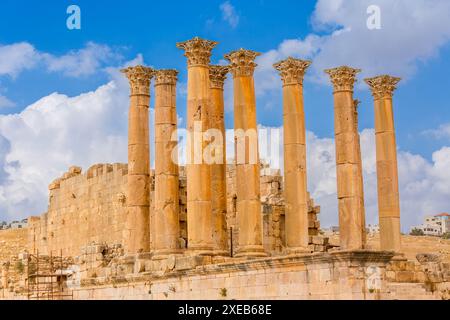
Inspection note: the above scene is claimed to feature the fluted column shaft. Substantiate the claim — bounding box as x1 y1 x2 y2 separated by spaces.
121 65 153 254
274 58 311 252
365 75 402 252
353 100 367 246
209 66 229 255
177 37 217 253
325 66 366 250
225 49 266 258
152 70 181 257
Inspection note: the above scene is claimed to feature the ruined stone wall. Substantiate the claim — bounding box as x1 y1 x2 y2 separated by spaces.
0 228 28 264
36 164 129 257
0 228 28 293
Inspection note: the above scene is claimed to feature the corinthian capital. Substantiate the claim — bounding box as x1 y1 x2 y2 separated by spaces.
224 49 261 77
121 65 154 95
176 37 218 67
273 57 311 86
209 65 229 89
154 69 178 86
324 66 361 92
364 75 401 100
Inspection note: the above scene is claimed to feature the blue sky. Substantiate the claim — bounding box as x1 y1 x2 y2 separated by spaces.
0 0 449 230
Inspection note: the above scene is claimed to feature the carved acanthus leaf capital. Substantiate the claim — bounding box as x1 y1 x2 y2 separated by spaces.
209 65 229 89
324 66 361 92
154 69 178 86
273 57 311 86
121 65 154 95
224 49 261 78
364 75 401 100
176 37 218 67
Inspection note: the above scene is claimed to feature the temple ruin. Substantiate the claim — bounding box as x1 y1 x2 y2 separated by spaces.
1 37 449 300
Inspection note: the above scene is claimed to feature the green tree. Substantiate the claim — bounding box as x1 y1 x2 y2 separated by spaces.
410 228 424 236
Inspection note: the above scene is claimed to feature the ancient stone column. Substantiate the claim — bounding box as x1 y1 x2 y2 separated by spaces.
152 69 181 258
273 58 311 253
121 65 153 254
365 75 402 252
177 37 217 254
225 49 266 258
209 65 229 255
324 66 366 250
353 99 367 246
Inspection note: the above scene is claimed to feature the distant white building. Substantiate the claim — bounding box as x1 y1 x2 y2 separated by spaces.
8 218 28 230
412 213 450 236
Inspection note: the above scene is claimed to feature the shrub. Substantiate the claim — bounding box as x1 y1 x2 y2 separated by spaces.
410 228 424 236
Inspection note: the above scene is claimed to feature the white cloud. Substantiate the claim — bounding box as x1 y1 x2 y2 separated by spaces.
0 95 15 109
423 123 450 140
0 79 130 221
307 129 450 231
0 42 40 78
43 42 122 78
220 1 240 29
0 41 122 81
253 0 450 95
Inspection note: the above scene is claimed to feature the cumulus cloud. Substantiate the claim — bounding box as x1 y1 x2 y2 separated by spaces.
254 127 450 232
0 41 121 80
220 1 240 29
422 123 450 140
0 42 40 78
0 95 15 109
0 82 129 220
254 0 450 95
43 42 122 78
0 55 146 221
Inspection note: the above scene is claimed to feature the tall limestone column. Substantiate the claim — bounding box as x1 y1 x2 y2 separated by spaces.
353 99 367 245
365 75 402 252
325 66 366 250
121 65 154 254
209 65 229 255
273 57 311 253
177 37 217 253
152 69 181 257
225 49 266 258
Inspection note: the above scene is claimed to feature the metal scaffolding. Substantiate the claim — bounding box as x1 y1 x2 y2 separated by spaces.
26 250 73 300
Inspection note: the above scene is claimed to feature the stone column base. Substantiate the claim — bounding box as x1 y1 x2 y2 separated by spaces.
188 246 215 257
285 247 312 255
235 245 267 258
151 249 183 261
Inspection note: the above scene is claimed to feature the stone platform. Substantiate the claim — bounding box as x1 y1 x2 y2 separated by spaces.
69 250 407 300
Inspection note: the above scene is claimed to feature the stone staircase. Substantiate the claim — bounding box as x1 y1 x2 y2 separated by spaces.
384 282 439 300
